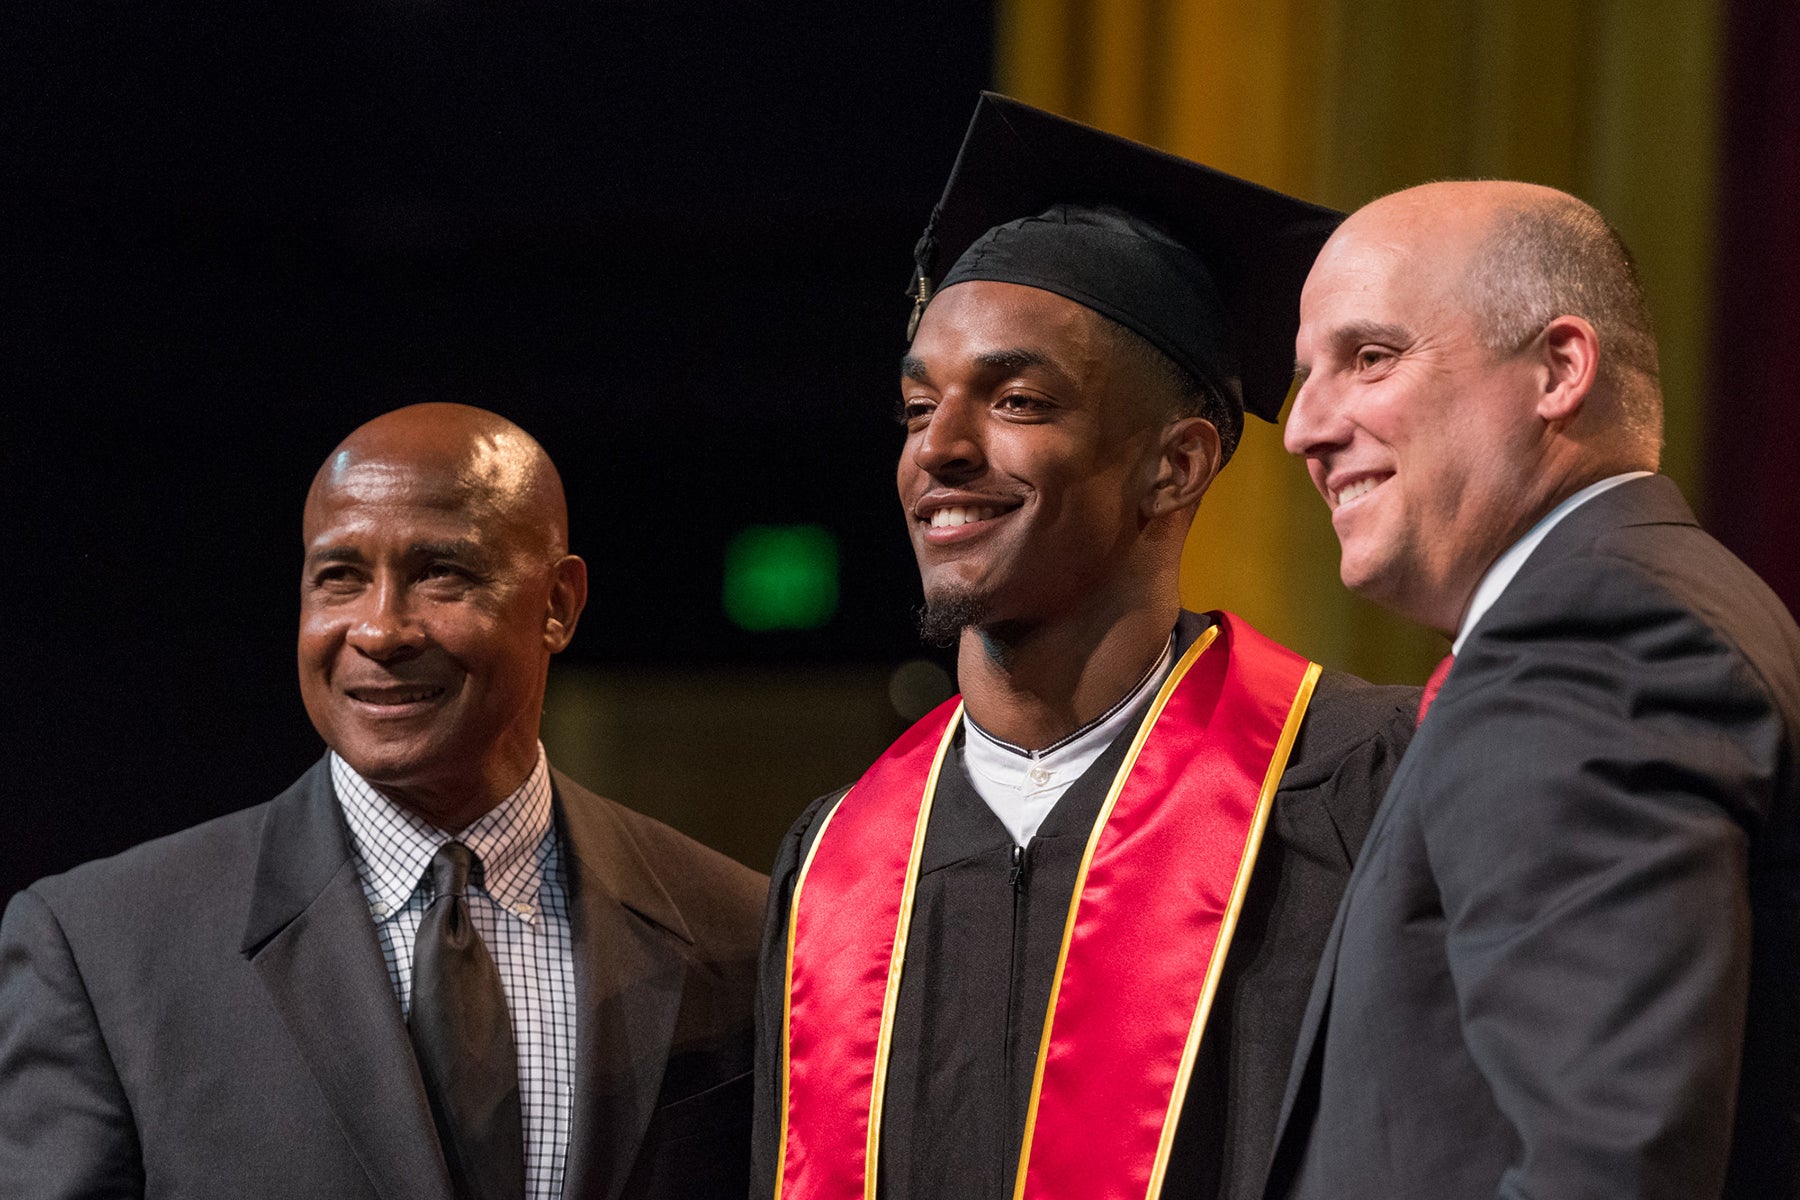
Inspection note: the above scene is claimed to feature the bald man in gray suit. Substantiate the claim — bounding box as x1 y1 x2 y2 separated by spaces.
1271 183 1800 1199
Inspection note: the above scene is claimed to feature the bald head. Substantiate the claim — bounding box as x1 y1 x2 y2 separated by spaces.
297 403 587 829
1349 181 1663 460
306 402 571 560
1288 180 1663 633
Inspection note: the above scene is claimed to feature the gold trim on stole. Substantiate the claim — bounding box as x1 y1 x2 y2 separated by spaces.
774 794 844 1200
1008 624 1221 1200
775 701 965 1200
1143 659 1320 1199
1007 631 1321 1200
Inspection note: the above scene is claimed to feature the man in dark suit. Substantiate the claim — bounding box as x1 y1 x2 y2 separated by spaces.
1273 180 1800 1198
0 403 766 1200
754 95 1417 1200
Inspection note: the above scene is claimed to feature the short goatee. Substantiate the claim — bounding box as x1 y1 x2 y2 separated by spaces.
915 588 988 647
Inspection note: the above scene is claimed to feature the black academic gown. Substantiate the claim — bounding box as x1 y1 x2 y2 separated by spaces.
752 613 1418 1200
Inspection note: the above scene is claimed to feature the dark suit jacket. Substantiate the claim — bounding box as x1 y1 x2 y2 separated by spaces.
0 759 768 1200
1269 476 1800 1200
754 611 1419 1200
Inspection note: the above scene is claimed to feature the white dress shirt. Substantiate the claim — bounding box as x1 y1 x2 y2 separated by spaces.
962 635 1176 845
333 746 575 1200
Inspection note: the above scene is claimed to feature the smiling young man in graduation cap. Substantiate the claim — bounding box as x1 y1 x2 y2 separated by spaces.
751 95 1419 1200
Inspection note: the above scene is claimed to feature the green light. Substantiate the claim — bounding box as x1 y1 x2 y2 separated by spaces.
722 524 840 632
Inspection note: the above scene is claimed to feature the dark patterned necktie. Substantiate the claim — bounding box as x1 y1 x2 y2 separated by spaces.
410 841 525 1200
1417 653 1456 726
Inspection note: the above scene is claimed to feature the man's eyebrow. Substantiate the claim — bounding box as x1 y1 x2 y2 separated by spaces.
411 540 485 562
902 347 1059 383
1332 320 1413 349
304 540 486 565
973 348 1055 375
1296 320 1417 381
305 545 364 566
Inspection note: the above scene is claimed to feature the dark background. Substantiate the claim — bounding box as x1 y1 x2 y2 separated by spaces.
12 0 1799 899
5 2 994 896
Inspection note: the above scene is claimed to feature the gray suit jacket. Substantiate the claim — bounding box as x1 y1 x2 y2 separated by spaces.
0 759 767 1200
1268 475 1800 1199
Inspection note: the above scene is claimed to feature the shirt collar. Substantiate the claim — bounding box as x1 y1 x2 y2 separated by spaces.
964 632 1174 792
332 746 555 922
1453 471 1651 654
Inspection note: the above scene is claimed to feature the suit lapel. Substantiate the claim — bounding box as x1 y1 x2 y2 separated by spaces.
1264 846 1350 1189
555 772 695 1200
240 760 451 1200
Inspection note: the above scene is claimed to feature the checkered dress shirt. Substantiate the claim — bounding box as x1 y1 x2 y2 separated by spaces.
333 747 575 1200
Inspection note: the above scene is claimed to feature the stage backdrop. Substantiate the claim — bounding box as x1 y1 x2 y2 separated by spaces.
998 0 1732 681
1709 0 1800 613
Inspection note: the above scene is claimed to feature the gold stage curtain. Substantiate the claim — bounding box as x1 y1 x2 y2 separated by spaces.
998 0 1718 681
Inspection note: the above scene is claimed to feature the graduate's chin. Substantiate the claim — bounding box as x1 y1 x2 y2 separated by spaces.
915 587 989 648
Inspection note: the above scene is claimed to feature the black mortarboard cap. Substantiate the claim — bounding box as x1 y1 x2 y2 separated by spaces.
909 93 1343 423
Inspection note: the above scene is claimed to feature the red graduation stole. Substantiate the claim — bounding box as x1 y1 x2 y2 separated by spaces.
776 613 1320 1200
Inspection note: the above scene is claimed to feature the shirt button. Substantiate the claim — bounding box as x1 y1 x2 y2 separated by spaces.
514 903 535 918
370 902 390 918
1028 766 1052 785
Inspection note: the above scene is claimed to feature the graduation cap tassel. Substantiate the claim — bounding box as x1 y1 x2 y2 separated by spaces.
907 269 933 341
907 209 944 341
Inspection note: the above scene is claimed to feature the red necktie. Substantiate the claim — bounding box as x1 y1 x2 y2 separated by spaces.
1417 653 1455 725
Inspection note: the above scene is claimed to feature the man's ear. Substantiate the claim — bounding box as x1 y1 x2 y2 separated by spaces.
1146 416 1223 520
1536 314 1600 424
544 555 589 653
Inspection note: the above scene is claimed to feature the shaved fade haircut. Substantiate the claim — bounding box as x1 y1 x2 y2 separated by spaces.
1096 315 1244 465
1463 196 1663 452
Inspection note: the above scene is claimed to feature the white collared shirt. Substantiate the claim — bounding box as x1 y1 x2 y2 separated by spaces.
1453 471 1653 653
962 636 1176 846
333 746 574 1200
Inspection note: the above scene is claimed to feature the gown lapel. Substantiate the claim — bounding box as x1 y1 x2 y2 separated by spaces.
1263 677 1437 1193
